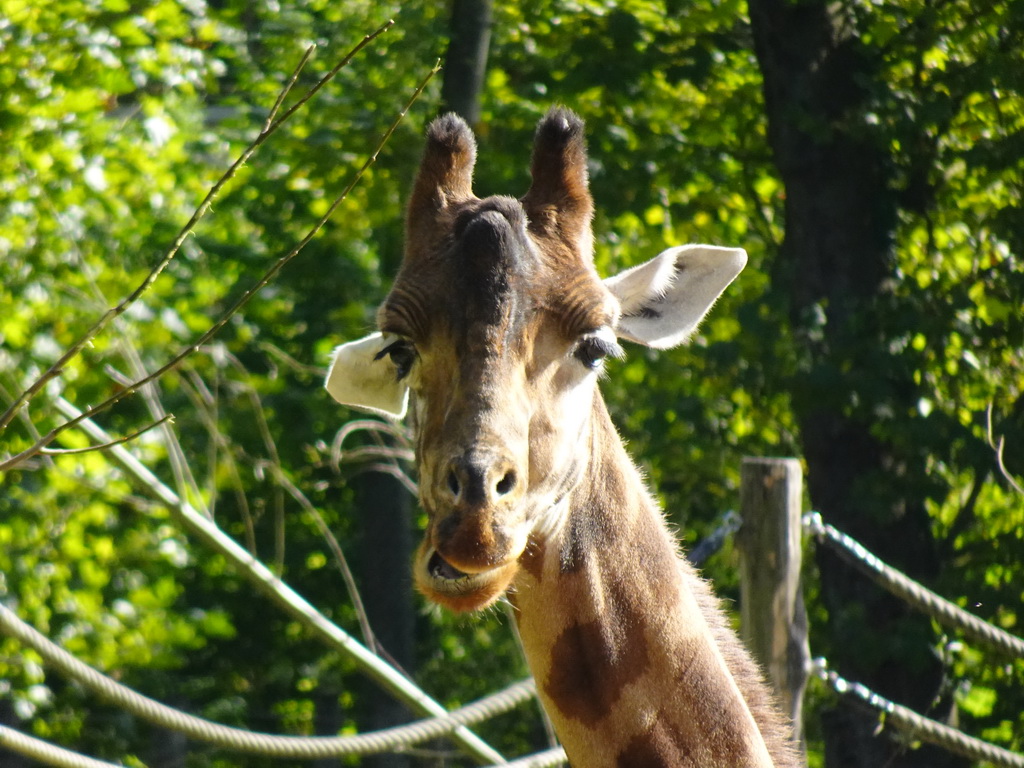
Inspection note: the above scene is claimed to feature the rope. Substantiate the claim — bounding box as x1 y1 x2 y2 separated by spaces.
687 509 742 567
0 725 125 768
0 602 536 759
813 659 1024 768
803 512 1024 659
491 746 568 768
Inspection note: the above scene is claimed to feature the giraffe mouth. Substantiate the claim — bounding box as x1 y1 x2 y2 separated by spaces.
415 547 520 613
428 551 469 580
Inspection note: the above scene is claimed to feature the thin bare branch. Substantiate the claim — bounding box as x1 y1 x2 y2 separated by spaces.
262 21 395 137
264 45 317 134
338 445 416 463
227 451 259 556
0 379 57 473
178 370 261 556
219 349 289 571
986 401 1024 495
348 463 419 497
0 55 437 474
330 419 415 471
119 341 210 517
182 367 221 516
40 414 173 456
986 401 996 449
994 436 1023 495
258 341 326 377
267 463 379 652
329 415 417 495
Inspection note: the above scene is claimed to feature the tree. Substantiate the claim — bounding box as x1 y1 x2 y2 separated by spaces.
748 0 1024 764
441 0 494 126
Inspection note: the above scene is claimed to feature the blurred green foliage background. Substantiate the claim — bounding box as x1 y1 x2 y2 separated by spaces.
0 0 1021 766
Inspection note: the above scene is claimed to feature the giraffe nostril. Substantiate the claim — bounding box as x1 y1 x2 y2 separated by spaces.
495 469 517 496
447 469 461 497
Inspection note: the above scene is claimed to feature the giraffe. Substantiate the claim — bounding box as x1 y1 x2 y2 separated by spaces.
325 108 802 768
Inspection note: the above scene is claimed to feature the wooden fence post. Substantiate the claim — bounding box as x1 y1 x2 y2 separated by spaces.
737 457 810 746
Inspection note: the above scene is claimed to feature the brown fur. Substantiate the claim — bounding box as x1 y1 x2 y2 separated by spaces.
381 109 803 767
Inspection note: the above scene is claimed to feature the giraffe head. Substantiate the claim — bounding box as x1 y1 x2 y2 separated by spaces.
326 108 746 612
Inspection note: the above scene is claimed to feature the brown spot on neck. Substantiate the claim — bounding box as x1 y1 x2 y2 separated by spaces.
616 719 691 768
543 578 649 727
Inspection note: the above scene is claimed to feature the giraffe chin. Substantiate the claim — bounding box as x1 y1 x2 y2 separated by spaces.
413 548 520 613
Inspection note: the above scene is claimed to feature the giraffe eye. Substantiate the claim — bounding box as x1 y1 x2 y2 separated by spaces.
375 339 417 381
574 332 624 370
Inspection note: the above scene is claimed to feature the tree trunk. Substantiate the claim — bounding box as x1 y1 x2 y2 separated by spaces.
148 718 188 768
353 471 416 768
747 2 965 766
441 0 493 125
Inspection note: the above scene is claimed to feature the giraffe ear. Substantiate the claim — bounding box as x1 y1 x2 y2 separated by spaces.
605 245 747 349
324 333 409 419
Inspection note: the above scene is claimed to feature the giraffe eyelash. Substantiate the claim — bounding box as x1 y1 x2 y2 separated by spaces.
573 330 625 370
375 338 417 381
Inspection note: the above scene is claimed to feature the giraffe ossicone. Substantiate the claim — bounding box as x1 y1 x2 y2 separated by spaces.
325 108 802 768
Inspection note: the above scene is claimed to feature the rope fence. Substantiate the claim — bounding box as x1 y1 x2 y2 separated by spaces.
803 512 1024 659
0 602 535 760
687 509 742 568
812 658 1024 768
0 725 125 768
796 510 1024 767
738 460 1022 768
0 723 570 768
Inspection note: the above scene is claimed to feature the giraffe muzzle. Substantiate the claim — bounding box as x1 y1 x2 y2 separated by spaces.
414 448 529 611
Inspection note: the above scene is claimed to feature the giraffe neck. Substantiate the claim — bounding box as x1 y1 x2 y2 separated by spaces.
512 397 777 768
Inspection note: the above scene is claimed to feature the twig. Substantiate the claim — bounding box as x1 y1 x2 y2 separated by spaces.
258 341 326 377
986 402 1024 495
219 349 288 572
0 379 56 473
267 463 380 653
117 340 210 517
329 417 418 493
39 414 173 455
348 462 419 497
330 419 414 471
177 372 262 556
262 44 317 134
262 21 395 138
182 367 221 517
337 445 416 463
0 54 437 474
